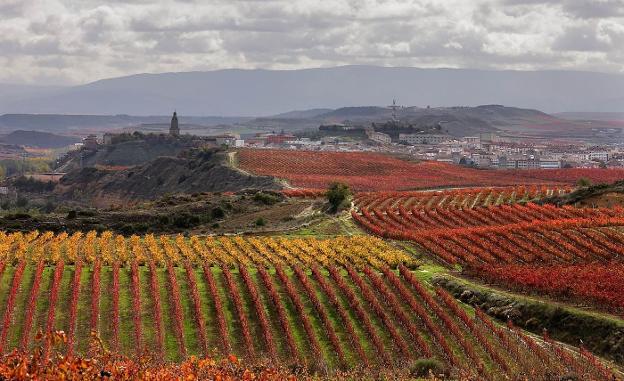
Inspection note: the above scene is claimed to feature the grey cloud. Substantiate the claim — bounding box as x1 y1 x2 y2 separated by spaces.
562 0 624 18
0 0 623 85
553 23 618 51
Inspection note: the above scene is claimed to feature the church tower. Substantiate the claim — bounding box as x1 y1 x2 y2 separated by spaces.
170 111 180 136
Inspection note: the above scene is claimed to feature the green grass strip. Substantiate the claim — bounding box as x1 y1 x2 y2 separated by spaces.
118 266 133 356
156 266 181 362
30 266 54 351
7 264 35 351
53 265 73 334
0 267 16 322
139 265 157 357
175 266 200 356
213 267 243 357
98 266 113 351
75 266 93 355
194 267 220 356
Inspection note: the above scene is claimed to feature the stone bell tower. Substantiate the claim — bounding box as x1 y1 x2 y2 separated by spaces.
170 111 180 136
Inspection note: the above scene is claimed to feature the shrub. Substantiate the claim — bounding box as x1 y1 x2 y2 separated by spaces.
326 182 351 213
67 210 77 220
157 215 170 225
255 217 266 226
253 192 280 205
409 358 445 377
43 200 56 213
16 196 28 208
4 213 31 220
577 177 592 187
211 206 225 219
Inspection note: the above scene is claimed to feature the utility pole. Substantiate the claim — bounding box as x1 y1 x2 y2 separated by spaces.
388 99 401 122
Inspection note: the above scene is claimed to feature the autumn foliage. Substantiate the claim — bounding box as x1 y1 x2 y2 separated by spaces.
238 148 624 191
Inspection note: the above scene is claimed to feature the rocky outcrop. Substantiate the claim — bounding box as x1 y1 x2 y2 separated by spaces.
57 149 281 207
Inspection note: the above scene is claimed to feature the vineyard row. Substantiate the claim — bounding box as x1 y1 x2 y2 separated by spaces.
0 232 415 270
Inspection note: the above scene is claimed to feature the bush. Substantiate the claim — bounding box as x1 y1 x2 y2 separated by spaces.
409 358 445 378
43 200 56 213
67 210 77 220
157 215 170 225
16 196 28 208
13 176 55 193
253 192 280 205
326 182 351 213
1 200 10 210
172 213 201 228
211 206 225 219
255 217 266 226
577 177 592 187
4 213 31 220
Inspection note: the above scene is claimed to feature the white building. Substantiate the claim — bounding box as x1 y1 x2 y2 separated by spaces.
369 131 392 144
463 136 481 148
539 157 562 169
399 134 450 145
588 151 609 161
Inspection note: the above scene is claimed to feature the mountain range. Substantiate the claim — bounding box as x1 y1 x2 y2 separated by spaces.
2 66 623 116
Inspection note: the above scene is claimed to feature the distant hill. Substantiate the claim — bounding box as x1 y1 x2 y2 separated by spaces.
555 112 624 121
0 130 81 149
271 108 333 119
2 104 614 141
0 114 251 134
3 66 624 115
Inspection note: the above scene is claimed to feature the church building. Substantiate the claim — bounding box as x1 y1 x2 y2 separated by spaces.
170 111 180 136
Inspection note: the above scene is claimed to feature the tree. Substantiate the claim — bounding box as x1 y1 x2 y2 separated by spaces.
16 196 28 208
326 182 351 213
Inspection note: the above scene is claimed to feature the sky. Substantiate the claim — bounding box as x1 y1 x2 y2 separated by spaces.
1 0 623 85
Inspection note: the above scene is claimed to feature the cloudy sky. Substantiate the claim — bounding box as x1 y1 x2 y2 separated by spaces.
1 0 623 85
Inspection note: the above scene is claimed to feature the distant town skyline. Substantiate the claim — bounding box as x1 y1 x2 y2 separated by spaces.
1 0 623 85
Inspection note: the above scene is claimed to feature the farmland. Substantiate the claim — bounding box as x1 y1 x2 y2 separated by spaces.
237 149 624 191
0 230 616 379
353 186 624 265
466 262 624 316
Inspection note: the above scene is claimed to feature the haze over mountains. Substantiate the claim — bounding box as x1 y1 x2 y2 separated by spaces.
2 66 624 116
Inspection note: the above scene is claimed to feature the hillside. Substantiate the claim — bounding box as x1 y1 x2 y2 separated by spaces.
0 130 81 148
57 149 280 206
543 180 624 208
3 66 624 115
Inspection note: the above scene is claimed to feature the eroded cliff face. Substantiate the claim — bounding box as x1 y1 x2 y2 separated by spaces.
56 150 281 207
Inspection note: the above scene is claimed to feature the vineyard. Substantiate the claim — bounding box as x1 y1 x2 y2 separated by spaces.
466 262 624 315
0 230 616 379
353 186 624 266
238 149 624 191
